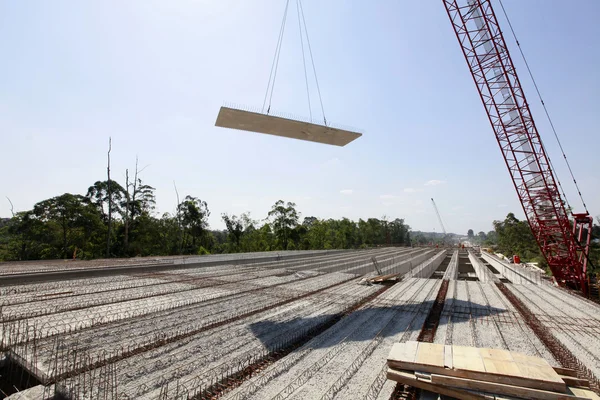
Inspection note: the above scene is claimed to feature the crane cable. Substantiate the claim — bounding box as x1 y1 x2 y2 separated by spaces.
262 0 290 114
296 0 312 122
498 0 595 277
498 0 589 214
261 0 327 125
298 0 327 126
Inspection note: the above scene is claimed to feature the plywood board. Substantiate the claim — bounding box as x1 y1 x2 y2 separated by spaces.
416 343 445 368
482 358 521 377
215 106 362 146
516 362 564 385
431 374 591 400
388 342 419 365
511 352 550 367
453 345 486 373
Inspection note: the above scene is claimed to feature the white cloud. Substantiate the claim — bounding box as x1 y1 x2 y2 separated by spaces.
424 179 445 186
404 188 423 193
340 189 353 195
379 194 397 200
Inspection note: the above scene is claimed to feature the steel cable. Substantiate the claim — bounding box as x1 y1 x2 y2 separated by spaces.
498 0 588 213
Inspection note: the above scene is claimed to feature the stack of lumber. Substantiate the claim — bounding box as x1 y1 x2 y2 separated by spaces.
369 273 400 283
386 341 599 400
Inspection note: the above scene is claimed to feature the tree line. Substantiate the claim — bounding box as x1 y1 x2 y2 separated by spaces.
468 213 600 274
0 180 412 261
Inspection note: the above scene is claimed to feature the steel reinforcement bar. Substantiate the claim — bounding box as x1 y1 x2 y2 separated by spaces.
495 282 600 394
390 279 450 400
50 275 361 386
188 283 395 400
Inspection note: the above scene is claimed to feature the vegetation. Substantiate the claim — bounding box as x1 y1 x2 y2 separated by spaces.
2 174 597 277
0 180 412 261
470 213 600 275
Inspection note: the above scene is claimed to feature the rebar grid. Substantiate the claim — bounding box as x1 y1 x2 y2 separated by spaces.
52 275 371 399
366 280 442 400
495 282 600 394
1 248 415 398
189 285 391 400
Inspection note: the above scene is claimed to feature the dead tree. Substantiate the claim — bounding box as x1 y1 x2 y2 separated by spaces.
106 137 112 258
124 168 130 253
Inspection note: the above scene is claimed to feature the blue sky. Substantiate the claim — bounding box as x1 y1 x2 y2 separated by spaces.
1 0 598 235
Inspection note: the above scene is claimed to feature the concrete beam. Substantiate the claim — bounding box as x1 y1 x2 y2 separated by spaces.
468 252 499 283
481 252 542 285
0 250 349 287
442 250 459 280
215 107 362 147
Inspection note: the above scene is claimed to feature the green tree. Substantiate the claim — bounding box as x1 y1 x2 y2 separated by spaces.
86 180 126 222
493 213 542 266
390 218 409 245
477 231 487 243
222 213 256 252
32 193 104 259
467 229 474 239
178 195 210 254
268 200 299 250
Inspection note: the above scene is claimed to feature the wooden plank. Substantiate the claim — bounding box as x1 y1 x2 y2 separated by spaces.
481 348 520 377
388 341 419 364
516 361 565 386
445 345 454 369
482 358 521 377
431 374 591 400
453 345 486 372
568 387 600 400
560 376 590 389
511 352 552 367
387 344 567 393
388 359 567 393
386 368 486 400
480 348 514 362
555 367 578 378
417 343 445 368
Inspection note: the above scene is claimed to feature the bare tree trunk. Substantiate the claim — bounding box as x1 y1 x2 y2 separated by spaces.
6 197 23 259
124 168 130 254
6 197 15 217
132 156 139 217
106 137 112 258
173 181 182 255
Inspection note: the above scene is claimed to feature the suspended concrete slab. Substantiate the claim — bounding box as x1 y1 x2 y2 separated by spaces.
215 106 362 147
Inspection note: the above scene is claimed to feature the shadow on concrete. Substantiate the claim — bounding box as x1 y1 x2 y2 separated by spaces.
248 298 507 350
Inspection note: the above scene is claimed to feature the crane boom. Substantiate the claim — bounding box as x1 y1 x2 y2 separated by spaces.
442 0 593 292
431 198 447 235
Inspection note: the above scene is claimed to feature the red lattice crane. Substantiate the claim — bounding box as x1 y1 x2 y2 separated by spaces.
442 0 593 293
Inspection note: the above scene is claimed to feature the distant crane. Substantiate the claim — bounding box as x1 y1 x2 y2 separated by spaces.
431 198 448 245
431 198 447 234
